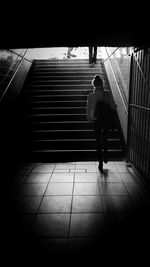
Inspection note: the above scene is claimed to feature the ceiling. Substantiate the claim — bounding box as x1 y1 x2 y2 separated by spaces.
1 5 149 49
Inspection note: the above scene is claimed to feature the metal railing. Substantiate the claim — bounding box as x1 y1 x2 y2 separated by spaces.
0 49 32 102
127 48 150 182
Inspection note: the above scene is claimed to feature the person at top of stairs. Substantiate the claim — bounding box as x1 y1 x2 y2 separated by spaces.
89 46 97 66
66 47 77 58
86 74 117 173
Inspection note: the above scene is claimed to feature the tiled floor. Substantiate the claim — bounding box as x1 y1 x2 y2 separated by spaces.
9 161 150 264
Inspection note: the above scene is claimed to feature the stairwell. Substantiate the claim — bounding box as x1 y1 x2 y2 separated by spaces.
19 59 125 162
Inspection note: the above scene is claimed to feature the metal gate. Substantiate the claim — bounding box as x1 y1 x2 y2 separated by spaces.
127 48 150 183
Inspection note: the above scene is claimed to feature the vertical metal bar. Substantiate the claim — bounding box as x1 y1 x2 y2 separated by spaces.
130 54 134 163
144 49 150 181
127 52 133 162
132 58 137 164
131 56 135 163
136 50 140 170
141 52 145 174
142 50 148 178
143 49 147 180
135 52 139 169
139 50 143 172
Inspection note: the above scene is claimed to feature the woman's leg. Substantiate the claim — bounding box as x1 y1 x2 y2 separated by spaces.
94 122 103 172
93 46 97 63
67 47 74 58
103 128 108 163
89 47 93 64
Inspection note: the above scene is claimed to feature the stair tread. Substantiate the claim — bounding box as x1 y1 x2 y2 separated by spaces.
20 58 125 160
29 149 123 152
26 107 86 109
31 129 94 132
32 120 89 123
32 138 121 141
24 101 87 103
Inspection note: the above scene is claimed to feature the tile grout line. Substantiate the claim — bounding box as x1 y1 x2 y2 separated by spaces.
29 163 56 230
97 173 107 220
67 170 76 247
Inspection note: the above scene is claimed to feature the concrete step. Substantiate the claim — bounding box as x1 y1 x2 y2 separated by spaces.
29 139 123 150
33 59 102 64
31 72 104 77
20 58 125 161
30 75 105 81
23 101 87 107
30 80 92 85
25 113 87 121
28 129 121 139
25 107 86 114
24 149 125 163
23 95 88 101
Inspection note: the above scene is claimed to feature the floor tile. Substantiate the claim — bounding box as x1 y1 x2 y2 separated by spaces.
50 173 74 183
18 183 47 196
20 214 36 231
102 195 133 212
124 182 148 196
105 165 118 172
33 213 70 237
70 213 106 237
10 160 150 262
45 183 73 195
72 196 103 212
98 172 122 183
25 173 51 183
17 163 35 169
76 161 96 165
70 169 86 173
68 237 96 254
14 169 31 175
100 182 129 195
55 164 75 170
53 169 70 173
75 173 98 183
76 164 97 172
130 195 150 212
31 164 55 173
11 175 28 193
105 212 118 225
116 164 131 173
120 173 137 183
39 196 72 213
16 196 42 213
73 183 100 195
36 238 68 256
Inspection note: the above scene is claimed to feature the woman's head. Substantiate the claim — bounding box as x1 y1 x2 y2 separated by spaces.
92 75 103 88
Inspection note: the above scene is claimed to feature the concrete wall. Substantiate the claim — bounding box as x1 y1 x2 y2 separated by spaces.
103 49 129 143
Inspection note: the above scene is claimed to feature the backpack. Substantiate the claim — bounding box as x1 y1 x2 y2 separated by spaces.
94 100 116 129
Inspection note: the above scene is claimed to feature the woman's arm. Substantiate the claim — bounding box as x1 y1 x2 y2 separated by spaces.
86 94 95 123
106 91 117 110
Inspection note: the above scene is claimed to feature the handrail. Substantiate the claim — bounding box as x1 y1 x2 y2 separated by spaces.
8 49 32 63
0 49 31 102
9 49 25 58
104 47 128 114
103 47 119 63
129 103 150 112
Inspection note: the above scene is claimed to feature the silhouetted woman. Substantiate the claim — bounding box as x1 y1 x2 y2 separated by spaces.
86 75 117 173
89 46 97 65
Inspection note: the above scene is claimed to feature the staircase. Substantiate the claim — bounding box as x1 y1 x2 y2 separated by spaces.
19 59 125 162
